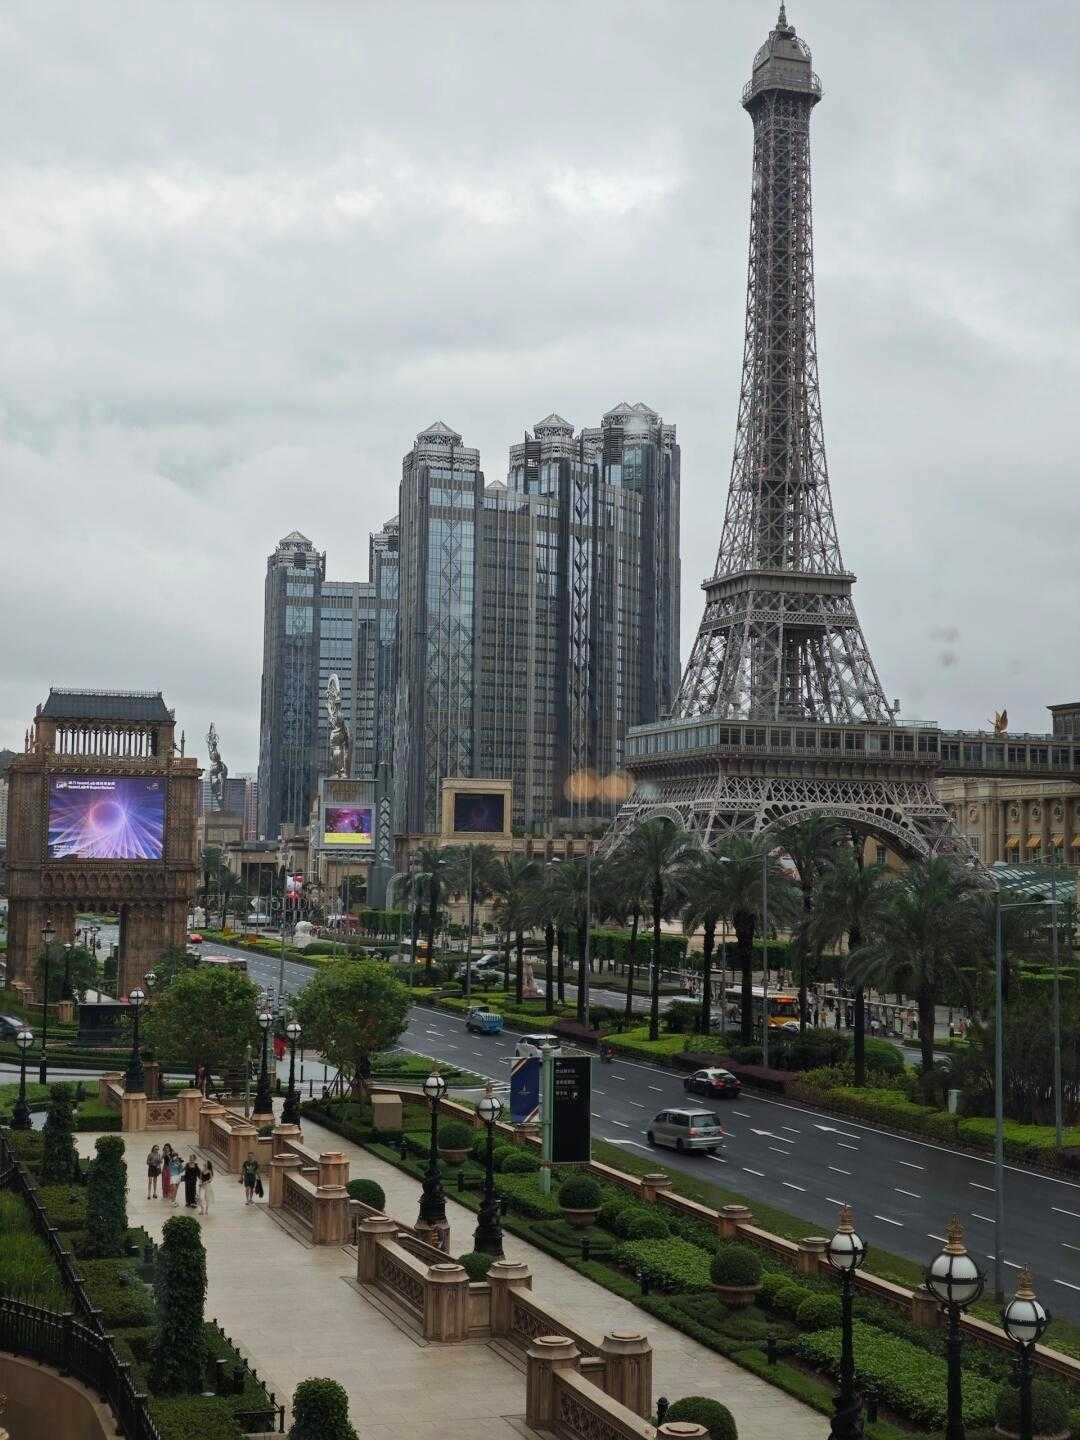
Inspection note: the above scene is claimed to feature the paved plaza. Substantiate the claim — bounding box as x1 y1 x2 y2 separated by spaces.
79 1115 828 1439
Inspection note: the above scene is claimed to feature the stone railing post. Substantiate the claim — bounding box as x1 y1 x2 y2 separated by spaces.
120 1091 147 1132
198 1102 226 1151
98 1073 121 1106
718 1203 753 1238
658 1424 708 1439
268 1152 303 1210
525 1335 580 1428
910 1285 940 1329
272 1122 302 1153
313 1181 351 1245
599 1330 653 1419
356 1215 399 1282
796 1235 828 1277
639 1173 673 1205
142 1060 161 1099
317 1150 349 1189
423 1262 470 1342
487 1259 532 1337
176 1089 204 1132
227 1121 259 1175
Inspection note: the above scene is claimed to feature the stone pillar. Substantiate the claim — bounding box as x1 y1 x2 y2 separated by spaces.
659 1424 708 1439
487 1259 532 1336
97 1074 119 1106
718 1203 753 1238
198 1102 225 1150
356 1215 399 1282
55 1000 75 1025
796 1236 828 1276
317 1151 349 1189
227 1121 259 1175
910 1285 940 1329
254 1132 276 1176
272 1122 303 1154
423 1262 470 1342
176 1089 203 1132
120 1092 147 1133
640 1173 673 1205
268 1152 303 1210
313 1184 351 1245
525 1336 580 1427
599 1330 652 1419
414 1218 450 1253
142 1061 161 1100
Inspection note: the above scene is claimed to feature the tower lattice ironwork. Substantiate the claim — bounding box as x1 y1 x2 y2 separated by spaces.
610 7 963 860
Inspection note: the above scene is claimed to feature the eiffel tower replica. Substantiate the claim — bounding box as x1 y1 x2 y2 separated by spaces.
612 6 961 860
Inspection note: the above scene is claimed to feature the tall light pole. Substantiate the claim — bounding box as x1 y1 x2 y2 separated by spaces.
125 988 146 1093
418 1072 448 1238
254 1006 274 1119
39 921 54 1085
926 1218 985 1440
463 847 475 1003
825 1204 867 1440
761 841 770 1069
474 1091 504 1256
282 1019 302 1125
61 942 73 1001
13 1029 34 1130
1002 1267 1049 1440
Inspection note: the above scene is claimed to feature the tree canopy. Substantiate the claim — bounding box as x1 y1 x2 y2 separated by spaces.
142 965 260 1077
291 958 410 1083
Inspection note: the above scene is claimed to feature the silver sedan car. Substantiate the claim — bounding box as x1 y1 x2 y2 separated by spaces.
646 1107 729 1155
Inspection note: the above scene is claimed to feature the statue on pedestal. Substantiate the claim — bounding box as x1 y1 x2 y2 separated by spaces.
327 675 351 779
206 723 228 810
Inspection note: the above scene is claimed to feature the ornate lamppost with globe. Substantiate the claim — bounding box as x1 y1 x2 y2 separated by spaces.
1002 1267 1049 1440
474 1091 505 1256
39 921 55 1084
253 1007 274 1119
12 1029 35 1130
125 988 146 1093
926 1218 985 1440
417 1072 448 1237
61 942 74 1001
281 1020 302 1124
825 1204 867 1440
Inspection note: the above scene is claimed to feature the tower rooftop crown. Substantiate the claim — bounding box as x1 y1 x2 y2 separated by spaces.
743 5 821 108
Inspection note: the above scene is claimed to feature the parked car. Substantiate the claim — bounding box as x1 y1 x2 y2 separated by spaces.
683 1067 741 1099
465 1008 504 1035
0 1014 28 1040
646 1107 728 1155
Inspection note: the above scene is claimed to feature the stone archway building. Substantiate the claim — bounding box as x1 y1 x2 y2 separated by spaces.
5 689 200 998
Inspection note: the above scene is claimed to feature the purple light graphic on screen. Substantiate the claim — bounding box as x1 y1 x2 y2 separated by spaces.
48 777 166 861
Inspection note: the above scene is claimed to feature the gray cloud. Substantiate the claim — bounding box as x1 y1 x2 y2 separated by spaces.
1 1 1077 771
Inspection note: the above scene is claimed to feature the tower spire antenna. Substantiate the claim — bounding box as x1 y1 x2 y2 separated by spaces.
777 2 788 26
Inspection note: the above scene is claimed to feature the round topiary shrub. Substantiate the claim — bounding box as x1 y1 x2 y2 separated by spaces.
289 1377 358 1440
457 1251 495 1281
149 1215 207 1395
500 1150 540 1174
438 1120 473 1154
470 1130 489 1162
710 1244 762 1288
346 1178 386 1210
625 1210 670 1240
558 1176 602 1210
994 1379 1070 1438
665 1395 737 1440
795 1294 842 1331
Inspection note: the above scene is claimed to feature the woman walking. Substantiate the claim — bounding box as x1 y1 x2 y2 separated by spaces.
240 1153 260 1205
182 1154 200 1208
160 1143 176 1202
198 1158 214 1216
145 1145 162 1200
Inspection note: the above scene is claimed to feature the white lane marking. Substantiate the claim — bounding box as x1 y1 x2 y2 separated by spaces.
837 1143 859 1151
611 1119 629 1128
897 1160 923 1171
593 1090 606 1096
970 1182 994 1193
894 1188 921 1199
971 1212 995 1224
1004 1261 1023 1271
708 1155 728 1164
782 1182 806 1192
1063 1242 1080 1253
769 1146 790 1155
829 1166 852 1176
613 1075 627 1082
813 1123 859 1141
874 1214 903 1227
781 1125 801 1134
470 1051 485 1057
826 1196 848 1206
1052 1206 1080 1220
628 1101 645 1108
442 1044 459 1050
591 1113 603 1119
928 1233 946 1243
732 1110 751 1118
604 1138 651 1151
1056 1279 1080 1292
649 1085 663 1092
742 1167 765 1177
751 1128 792 1143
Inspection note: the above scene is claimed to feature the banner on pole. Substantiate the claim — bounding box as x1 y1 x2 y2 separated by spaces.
552 1055 591 1163
510 1056 541 1125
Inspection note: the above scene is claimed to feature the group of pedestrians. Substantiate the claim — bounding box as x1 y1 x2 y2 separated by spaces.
146 1143 262 1215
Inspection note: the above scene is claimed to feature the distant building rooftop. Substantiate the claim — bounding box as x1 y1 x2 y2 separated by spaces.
39 689 174 723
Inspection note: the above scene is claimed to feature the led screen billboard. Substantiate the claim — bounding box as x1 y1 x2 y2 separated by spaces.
323 805 373 847
48 776 166 861
453 791 505 833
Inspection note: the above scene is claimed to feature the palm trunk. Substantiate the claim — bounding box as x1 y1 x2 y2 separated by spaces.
543 922 555 1014
410 904 422 974
701 918 715 1037
649 880 663 1042
556 930 566 1004
798 885 813 1035
624 906 640 1025
515 929 525 1005
849 921 866 1086
734 909 755 1044
917 985 936 1074
502 930 511 992
425 890 438 976
576 920 588 1025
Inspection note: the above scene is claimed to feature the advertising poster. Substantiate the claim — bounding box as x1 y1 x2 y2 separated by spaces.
47 776 166 861
551 1055 591 1163
452 791 504 833
510 1056 541 1125
323 804 373 846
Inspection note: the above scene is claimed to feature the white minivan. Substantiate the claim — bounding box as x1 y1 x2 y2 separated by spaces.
513 1033 560 1059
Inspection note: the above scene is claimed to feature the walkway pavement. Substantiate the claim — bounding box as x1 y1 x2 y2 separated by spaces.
78 1117 827 1440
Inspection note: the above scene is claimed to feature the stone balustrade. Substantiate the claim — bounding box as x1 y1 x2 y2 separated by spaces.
95 1074 202 1135
527 1335 662 1440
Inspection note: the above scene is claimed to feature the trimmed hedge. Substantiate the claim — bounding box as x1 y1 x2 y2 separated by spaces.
995 1379 1070 1435
613 1237 713 1292
437 1120 473 1151
149 1397 243 1440
85 1135 128 1258
457 1251 495 1281
710 1244 761 1287
149 1216 207 1395
288 1377 358 1440
346 1178 386 1210
36 1184 87 1232
558 1176 601 1210
665 1396 737 1440
493 1173 561 1219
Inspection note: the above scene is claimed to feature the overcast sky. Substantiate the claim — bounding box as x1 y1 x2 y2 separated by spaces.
2 1 1077 774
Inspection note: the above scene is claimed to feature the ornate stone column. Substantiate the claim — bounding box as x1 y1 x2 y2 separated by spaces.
487 1258 532 1336
796 1235 828 1276
356 1215 398 1282
658 1424 708 1439
525 1335 580 1427
176 1089 204 1132
718 1203 753 1238
599 1330 652 1418
120 1091 147 1132
313 1182 350 1245
423 1261 470 1342
317 1151 349 1189
198 1101 226 1151
227 1121 259 1175
267 1151 302 1210
639 1173 673 1205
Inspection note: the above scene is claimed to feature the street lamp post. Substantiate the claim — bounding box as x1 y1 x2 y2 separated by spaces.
12 1029 35 1130
39 921 54 1084
125 988 146 1093
474 1091 505 1256
825 1204 867 1440
254 1007 274 1118
926 1218 985 1440
61 942 73 1001
1002 1268 1049 1440
282 1020 302 1125
418 1072 448 1233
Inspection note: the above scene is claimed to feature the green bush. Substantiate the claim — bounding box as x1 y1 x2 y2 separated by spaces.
493 1173 561 1219
85 1135 128 1258
709 1244 762 1288
470 1130 490 1163
994 1379 1070 1436
500 1149 540 1174
37 1183 87 1232
149 1396 244 1440
288 1377 358 1440
149 1216 207 1395
597 1195 633 1231
558 1176 601 1210
624 1210 670 1240
346 1178 386 1210
614 1237 713 1292
77 1260 154 1328
666 1396 737 1440
438 1120 473 1151
0 1229 67 1308
795 1294 842 1331
457 1251 495 1281
41 1083 81 1183
770 1281 812 1319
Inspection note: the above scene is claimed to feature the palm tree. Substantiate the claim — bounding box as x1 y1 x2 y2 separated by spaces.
847 856 991 1073
811 845 892 1084
446 843 500 991
529 864 563 1015
707 836 798 1044
549 857 593 1024
414 843 454 975
623 819 698 1041
490 855 541 1004
680 848 737 1038
777 816 842 1034
596 859 649 1026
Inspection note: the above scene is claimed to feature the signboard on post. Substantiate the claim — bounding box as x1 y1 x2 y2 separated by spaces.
551 1055 591 1164
510 1056 541 1125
